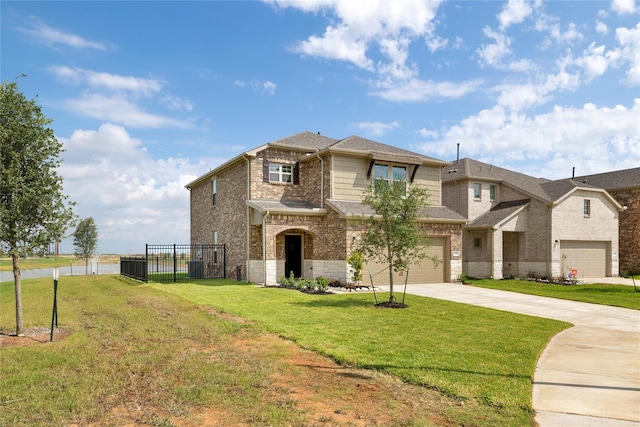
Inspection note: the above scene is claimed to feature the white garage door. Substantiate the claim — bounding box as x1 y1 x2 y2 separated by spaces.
560 241 608 278
363 237 446 285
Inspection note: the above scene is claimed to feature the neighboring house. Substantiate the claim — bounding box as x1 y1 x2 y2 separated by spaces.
186 131 466 286
441 158 624 280
572 168 640 275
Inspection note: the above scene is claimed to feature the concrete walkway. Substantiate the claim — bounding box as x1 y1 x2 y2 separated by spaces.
374 283 640 426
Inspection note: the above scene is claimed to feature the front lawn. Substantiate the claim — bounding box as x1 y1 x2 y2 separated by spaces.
466 279 640 310
153 280 570 425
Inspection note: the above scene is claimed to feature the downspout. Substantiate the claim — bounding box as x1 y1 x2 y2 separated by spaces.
245 156 251 282
263 210 270 285
316 153 324 208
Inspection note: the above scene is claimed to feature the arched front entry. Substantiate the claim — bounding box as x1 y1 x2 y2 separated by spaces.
275 229 316 280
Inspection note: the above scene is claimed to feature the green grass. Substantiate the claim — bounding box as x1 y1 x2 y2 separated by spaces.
152 280 570 425
0 276 318 426
466 279 640 309
1 276 570 426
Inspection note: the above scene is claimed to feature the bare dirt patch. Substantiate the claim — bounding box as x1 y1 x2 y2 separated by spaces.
0 327 70 347
2 319 463 426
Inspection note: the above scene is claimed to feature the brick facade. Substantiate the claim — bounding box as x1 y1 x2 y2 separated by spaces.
188 132 464 285
611 188 640 274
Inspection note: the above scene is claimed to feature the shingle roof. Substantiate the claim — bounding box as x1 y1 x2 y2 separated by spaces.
468 199 529 229
326 199 466 222
247 199 326 214
267 131 338 151
331 136 447 165
442 158 616 203
540 179 600 201
443 158 551 200
571 167 640 191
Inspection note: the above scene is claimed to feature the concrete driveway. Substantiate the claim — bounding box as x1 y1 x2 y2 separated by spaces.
374 283 640 426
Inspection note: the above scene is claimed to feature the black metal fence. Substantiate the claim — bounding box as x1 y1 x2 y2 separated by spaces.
121 257 147 281
120 244 226 283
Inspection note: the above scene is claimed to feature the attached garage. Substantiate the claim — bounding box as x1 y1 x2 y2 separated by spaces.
363 237 447 285
560 241 609 278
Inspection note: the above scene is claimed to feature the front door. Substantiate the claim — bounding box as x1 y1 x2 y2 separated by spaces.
284 235 302 278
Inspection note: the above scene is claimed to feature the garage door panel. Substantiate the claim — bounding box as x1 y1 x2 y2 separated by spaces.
560 241 607 278
363 237 445 285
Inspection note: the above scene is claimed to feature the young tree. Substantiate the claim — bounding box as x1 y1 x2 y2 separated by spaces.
73 217 98 274
0 79 75 335
358 180 434 305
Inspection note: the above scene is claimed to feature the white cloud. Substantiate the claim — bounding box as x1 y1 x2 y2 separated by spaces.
498 0 533 30
611 0 638 15
595 20 609 35
268 0 448 101
49 66 163 95
58 124 223 254
48 67 195 128
573 42 617 82
20 17 111 50
476 26 534 71
615 23 640 85
261 80 277 95
417 99 640 178
370 77 483 102
62 93 194 129
352 120 400 136
536 14 584 49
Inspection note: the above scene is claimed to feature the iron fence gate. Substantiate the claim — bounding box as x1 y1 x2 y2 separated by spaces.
120 244 226 283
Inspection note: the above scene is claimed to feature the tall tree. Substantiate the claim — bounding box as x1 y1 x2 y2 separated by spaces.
73 217 98 274
0 79 75 335
358 180 434 305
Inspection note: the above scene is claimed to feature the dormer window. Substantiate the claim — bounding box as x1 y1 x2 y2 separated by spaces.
269 163 292 183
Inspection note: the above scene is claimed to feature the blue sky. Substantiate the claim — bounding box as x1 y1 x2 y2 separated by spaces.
2 0 639 254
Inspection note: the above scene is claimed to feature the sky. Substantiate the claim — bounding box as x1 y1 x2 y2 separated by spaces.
2 0 639 255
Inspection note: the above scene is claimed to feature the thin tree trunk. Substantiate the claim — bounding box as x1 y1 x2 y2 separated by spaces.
388 264 395 303
12 254 23 335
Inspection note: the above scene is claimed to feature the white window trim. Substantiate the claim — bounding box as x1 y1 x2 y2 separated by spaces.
473 183 482 200
212 178 217 206
583 199 591 217
269 163 293 184
373 163 407 195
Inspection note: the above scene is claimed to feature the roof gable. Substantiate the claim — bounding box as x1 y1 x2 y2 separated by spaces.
468 199 530 229
331 136 446 165
267 131 338 151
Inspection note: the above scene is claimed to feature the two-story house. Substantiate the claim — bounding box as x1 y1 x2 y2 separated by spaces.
442 158 624 280
186 131 466 286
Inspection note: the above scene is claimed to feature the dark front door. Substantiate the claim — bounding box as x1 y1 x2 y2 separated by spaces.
284 235 302 278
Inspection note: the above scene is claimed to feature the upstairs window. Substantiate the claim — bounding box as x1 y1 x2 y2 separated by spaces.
374 163 406 195
489 184 496 201
584 199 591 217
269 163 292 183
212 178 217 206
473 183 482 199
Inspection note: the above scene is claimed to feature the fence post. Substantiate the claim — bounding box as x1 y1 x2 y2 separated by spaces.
173 244 177 283
144 244 149 282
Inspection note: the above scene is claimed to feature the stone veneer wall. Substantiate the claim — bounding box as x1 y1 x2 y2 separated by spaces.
611 188 640 274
